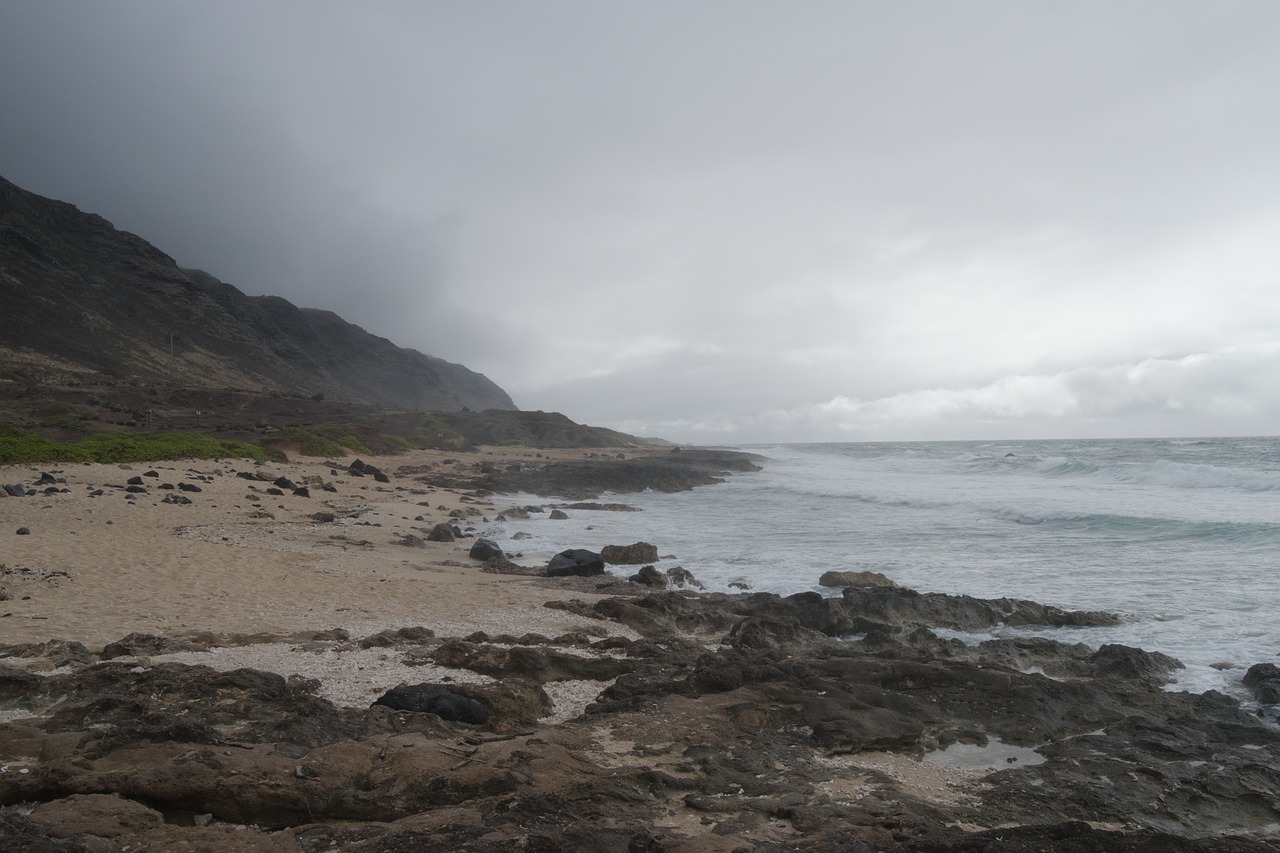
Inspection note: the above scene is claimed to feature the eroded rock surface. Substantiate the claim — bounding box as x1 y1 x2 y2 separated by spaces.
1 584 1277 851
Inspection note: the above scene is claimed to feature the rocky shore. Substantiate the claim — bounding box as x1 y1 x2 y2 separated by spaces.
2 447 1278 851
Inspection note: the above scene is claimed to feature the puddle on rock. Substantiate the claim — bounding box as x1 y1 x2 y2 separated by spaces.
923 737 1046 771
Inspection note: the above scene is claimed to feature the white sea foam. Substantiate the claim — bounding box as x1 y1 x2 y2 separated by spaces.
501 437 1280 699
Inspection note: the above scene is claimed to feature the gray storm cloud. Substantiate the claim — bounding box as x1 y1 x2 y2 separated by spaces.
3 1 1279 441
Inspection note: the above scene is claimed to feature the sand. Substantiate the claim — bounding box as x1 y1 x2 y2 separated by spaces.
0 447 633 718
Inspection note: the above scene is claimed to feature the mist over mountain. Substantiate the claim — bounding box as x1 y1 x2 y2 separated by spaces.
0 175 515 413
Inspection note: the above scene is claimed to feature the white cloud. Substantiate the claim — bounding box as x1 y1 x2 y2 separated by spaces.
5 3 1280 442
609 344 1280 443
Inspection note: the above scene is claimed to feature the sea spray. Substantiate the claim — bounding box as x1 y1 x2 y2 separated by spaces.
488 436 1280 699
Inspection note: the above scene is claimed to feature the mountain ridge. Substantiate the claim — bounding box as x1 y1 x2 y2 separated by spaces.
0 174 515 412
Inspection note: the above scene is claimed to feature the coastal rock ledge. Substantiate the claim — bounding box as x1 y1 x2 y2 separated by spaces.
2 583 1279 851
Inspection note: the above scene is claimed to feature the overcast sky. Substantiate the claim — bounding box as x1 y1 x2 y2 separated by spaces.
3 2 1279 443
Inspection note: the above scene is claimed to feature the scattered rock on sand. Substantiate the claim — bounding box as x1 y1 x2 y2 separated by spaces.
426 522 456 542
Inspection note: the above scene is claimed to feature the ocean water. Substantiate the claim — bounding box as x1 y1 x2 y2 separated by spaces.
489 437 1280 699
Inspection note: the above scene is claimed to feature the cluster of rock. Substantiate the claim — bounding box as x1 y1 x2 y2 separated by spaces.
2 578 1279 850
461 537 707 592
3 465 347 535
403 447 765 501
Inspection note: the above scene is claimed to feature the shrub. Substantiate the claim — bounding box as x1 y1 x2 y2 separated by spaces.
0 425 269 464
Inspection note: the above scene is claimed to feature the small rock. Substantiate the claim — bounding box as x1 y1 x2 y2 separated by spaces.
667 566 704 589
629 565 668 588
426 523 456 543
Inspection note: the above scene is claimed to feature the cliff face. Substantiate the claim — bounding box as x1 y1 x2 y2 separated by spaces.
0 175 516 412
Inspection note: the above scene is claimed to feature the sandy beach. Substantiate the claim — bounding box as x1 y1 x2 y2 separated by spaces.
1 448 618 641
1 448 638 714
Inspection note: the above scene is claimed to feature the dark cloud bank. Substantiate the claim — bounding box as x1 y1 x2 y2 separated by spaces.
4 1 1279 442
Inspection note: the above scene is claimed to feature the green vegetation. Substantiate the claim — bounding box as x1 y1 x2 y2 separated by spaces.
417 414 464 442
383 434 414 451
35 401 82 430
270 424 375 457
0 425 271 465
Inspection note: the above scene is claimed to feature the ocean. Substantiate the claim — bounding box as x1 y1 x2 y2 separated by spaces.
491 436 1280 700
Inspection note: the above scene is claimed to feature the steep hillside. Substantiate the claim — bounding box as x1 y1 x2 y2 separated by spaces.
0 175 515 412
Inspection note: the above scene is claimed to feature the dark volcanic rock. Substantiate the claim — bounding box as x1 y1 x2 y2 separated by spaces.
629 565 668 588
1244 663 1280 704
99 633 206 659
840 584 1119 630
372 683 491 724
1087 643 1185 683
468 538 504 562
426 522 457 542
3 570 1278 852
819 569 897 588
479 448 764 500
429 639 634 683
546 548 605 578
667 565 704 589
601 542 659 565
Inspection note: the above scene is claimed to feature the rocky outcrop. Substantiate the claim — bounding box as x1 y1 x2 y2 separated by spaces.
372 683 491 724
473 448 764 499
1 586 1277 851
839 585 1119 630
819 569 898 588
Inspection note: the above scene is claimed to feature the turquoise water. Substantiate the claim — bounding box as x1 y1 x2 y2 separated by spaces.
491 436 1280 697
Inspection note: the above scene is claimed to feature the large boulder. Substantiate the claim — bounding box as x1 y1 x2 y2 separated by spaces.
601 542 659 565
1244 663 1280 703
546 549 605 578
372 683 490 724
818 570 897 589
468 538 504 562
1086 644 1185 684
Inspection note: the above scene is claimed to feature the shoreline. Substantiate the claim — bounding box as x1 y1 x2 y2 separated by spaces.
2 448 1280 850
